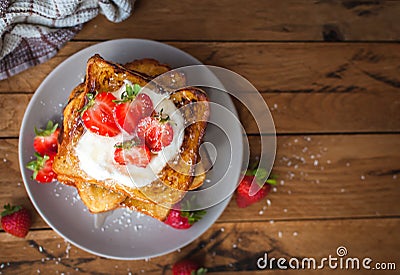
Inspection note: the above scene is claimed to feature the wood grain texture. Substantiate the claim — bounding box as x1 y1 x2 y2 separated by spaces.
0 0 399 272
235 91 400 134
4 134 399 229
2 42 400 94
0 94 31 138
1 219 399 274
74 0 400 41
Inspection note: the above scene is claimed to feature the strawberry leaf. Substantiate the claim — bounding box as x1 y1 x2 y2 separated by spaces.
181 210 207 225
179 196 207 225
245 167 278 186
1 204 22 217
192 268 208 275
34 120 58 136
154 108 170 123
254 168 268 183
26 153 49 179
245 170 254 176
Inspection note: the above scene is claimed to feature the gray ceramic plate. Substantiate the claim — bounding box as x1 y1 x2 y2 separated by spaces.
19 39 243 260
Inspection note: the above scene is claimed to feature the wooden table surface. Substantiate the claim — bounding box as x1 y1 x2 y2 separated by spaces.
1 0 400 274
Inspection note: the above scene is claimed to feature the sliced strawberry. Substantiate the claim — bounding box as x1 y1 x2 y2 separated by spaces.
114 93 153 134
164 208 206 230
136 112 173 152
33 120 60 157
1 204 31 238
26 153 57 183
81 92 120 137
113 140 151 168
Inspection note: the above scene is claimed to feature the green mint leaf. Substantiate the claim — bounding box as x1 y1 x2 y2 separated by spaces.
125 84 133 95
79 92 97 114
133 84 141 95
113 84 142 103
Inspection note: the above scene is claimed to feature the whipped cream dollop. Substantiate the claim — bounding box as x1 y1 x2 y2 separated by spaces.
75 81 184 188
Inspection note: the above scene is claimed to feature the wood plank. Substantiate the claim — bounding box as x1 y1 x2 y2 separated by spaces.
2 42 400 94
222 134 400 222
0 94 31 138
175 42 400 95
74 0 400 41
0 218 399 274
3 134 399 229
235 90 400 134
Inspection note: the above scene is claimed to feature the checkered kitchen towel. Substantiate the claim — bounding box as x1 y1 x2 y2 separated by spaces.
0 0 135 80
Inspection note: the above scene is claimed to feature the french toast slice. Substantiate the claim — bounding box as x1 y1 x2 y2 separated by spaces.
124 58 171 77
53 55 209 219
75 182 126 213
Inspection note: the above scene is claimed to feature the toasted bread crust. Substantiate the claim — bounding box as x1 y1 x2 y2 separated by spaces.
124 58 171 77
53 55 209 220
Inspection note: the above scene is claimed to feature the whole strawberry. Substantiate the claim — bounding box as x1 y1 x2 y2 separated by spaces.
33 120 60 157
172 259 207 275
26 153 57 183
236 168 276 208
164 209 206 230
1 204 31 238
